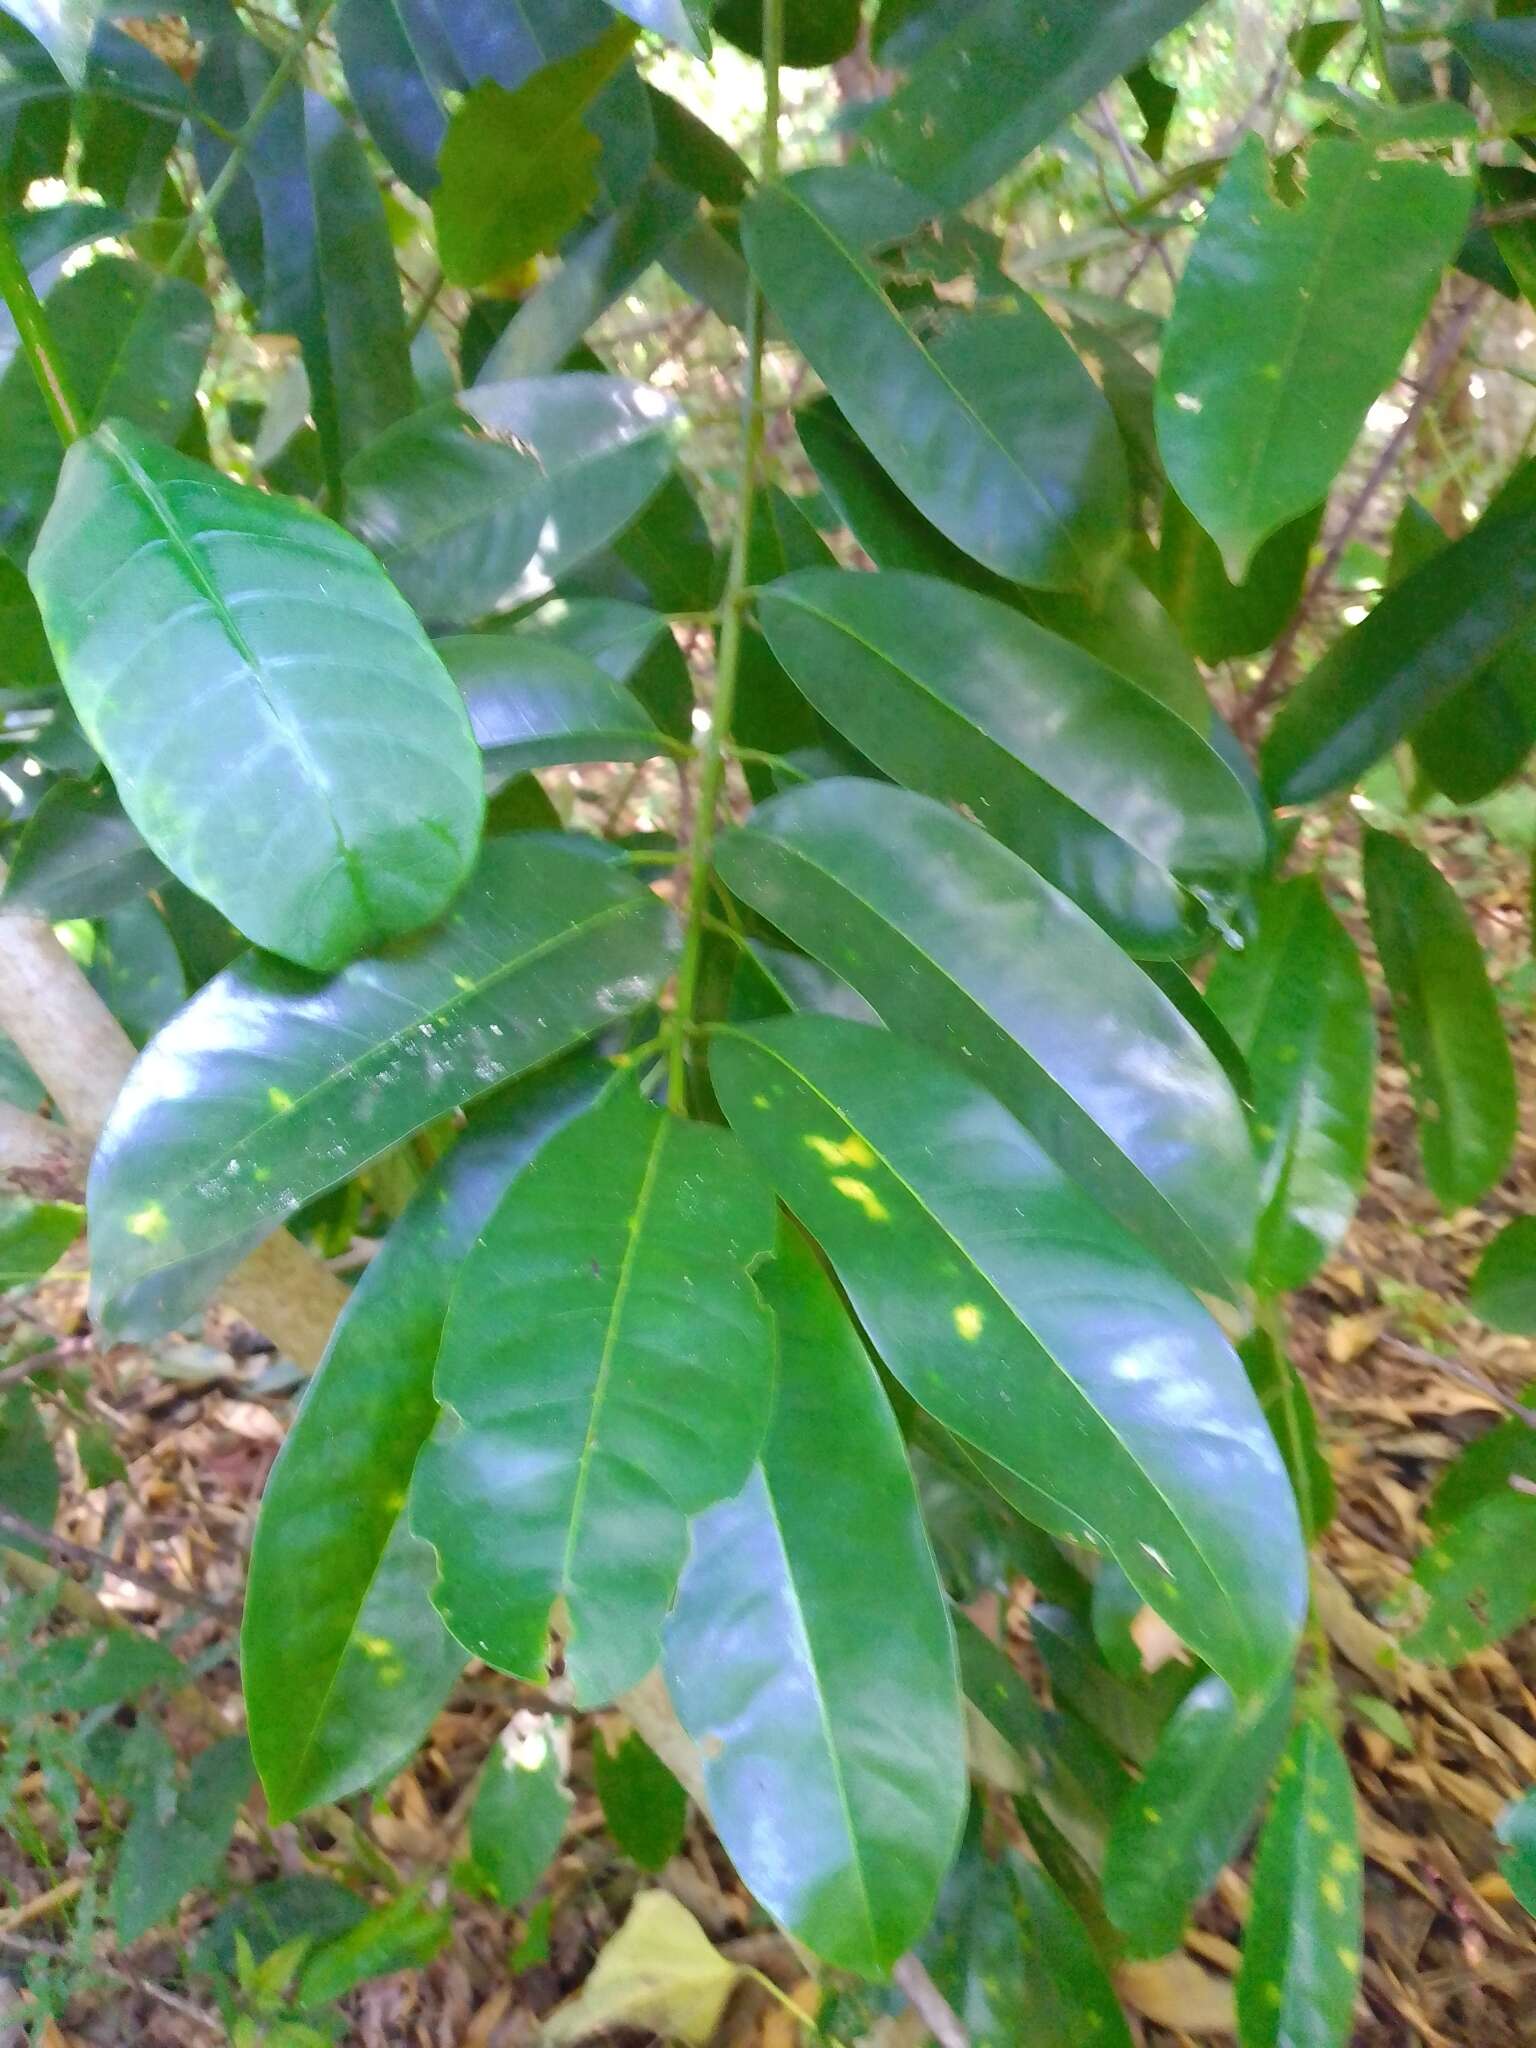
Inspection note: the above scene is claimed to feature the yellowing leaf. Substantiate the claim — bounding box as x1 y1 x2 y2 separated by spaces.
541 1891 739 2046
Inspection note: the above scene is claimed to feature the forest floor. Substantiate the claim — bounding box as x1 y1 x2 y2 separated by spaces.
2 806 1535 2048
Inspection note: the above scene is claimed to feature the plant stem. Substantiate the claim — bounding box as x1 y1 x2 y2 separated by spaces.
165 0 334 281
665 0 782 1113
1360 0 1396 100
0 214 82 446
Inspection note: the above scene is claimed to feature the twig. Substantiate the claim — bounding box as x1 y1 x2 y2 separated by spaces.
0 1877 82 1934
1380 1334 1536 1429
1237 289 1486 740
0 1928 219 2033
0 1508 240 1622
0 1343 86 1394
892 1953 971 2048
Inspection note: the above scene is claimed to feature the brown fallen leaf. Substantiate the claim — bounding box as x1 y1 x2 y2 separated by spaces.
1115 1953 1235 2034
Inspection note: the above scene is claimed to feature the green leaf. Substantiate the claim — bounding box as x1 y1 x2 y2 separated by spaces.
1206 877 1375 1294
664 1221 966 1974
1471 1217 1536 1335
519 594 693 740
601 0 708 56
864 0 1207 208
1497 1790 1536 1917
0 0 101 85
245 1071 605 1823
439 633 667 774
714 0 859 65
1237 1716 1362 2048
715 780 1257 1299
593 1729 687 1872
1030 1603 1194 1767
0 256 209 565
712 1016 1306 1701
195 1878 369 1985
1450 19 1536 127
0 1386 58 1545
88 899 186 1049
431 20 638 290
0 1192 81 1287
755 568 1264 954
113 1735 254 1944
1156 137 1469 578
744 168 1129 591
1 778 165 920
473 1720 573 1908
1363 832 1515 1211
296 1885 450 2005
1154 491 1322 663
30 421 485 974
87 834 675 1338
1406 1484 1536 1663
1103 1675 1293 1957
412 1082 776 1704
1239 1321 1336 1541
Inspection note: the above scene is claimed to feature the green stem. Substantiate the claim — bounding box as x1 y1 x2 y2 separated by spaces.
166 0 335 281
1360 0 1396 100
0 215 81 447
665 0 782 1113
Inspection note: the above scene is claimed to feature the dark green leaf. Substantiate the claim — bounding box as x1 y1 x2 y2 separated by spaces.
0 554 55 688
1126 60 1176 160
1103 1675 1293 1957
712 1016 1305 1700
519 595 693 739
113 1735 253 1944
744 168 1129 591
1471 1217 1536 1334
715 781 1257 1297
609 467 719 618
1155 491 1321 663
31 422 485 973
1 778 165 919
431 21 637 290
0 1194 80 1287
245 1071 605 1822
87 900 185 1048
593 1728 687 1871
0 0 100 85
1239 1322 1336 1541
1157 137 1469 577
87 835 675 1338
1406 1483 1536 1663
0 1386 58 1544
195 1878 369 1985
714 0 859 65
1206 877 1375 1293
296 1885 451 2005
1363 831 1516 1211
1497 1791 1536 1917
1237 1716 1362 2048
601 0 708 56
0 256 209 565
864 0 1207 208
664 1221 965 1974
413 1082 775 1703
756 568 1264 954
439 633 666 774
1450 18 1536 126
1030 1604 1194 1767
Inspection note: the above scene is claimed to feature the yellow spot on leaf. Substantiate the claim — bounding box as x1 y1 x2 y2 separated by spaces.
1330 1840 1356 1874
752 1094 769 1110
1264 1983 1283 2008
127 1203 168 1242
805 1131 876 1169
1337 1944 1359 1973
831 1176 889 1222
1320 1876 1345 1912
952 1304 984 1341
267 1087 295 1114
1307 1810 1331 1835
1142 1806 1161 1825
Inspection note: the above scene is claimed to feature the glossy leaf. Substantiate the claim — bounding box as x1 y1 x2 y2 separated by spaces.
1239 1322 1336 1541
520 594 693 740
0 0 100 83
413 1083 775 1704
712 1016 1305 1699
1497 1792 1536 1917
864 0 1206 208
593 1728 687 1871
1103 1675 1293 1957
31 424 483 972
1158 137 1468 577
88 900 185 1049
1206 876 1375 1294
1363 831 1515 1211
716 780 1258 1298
1154 491 1322 663
0 256 209 565
113 1735 253 1944
470 1723 571 1908
432 21 637 289
87 835 675 1338
664 1221 966 1974
756 568 1264 953
602 0 707 56
1471 1217 1536 1335
1237 1716 1362 2048
743 168 1129 591
1 778 164 919
1263 505 1536 808
714 0 859 65
0 1193 80 1287
244 1070 605 1822
438 633 666 773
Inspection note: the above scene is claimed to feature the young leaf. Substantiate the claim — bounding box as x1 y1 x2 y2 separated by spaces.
431 21 637 290
244 1069 605 1822
438 634 667 774
1363 831 1516 1212
0 1193 81 1287
1471 1217 1536 1335
664 1222 966 1975
716 780 1257 1299
412 1083 776 1704
1237 1716 1362 2048
1206 876 1375 1293
469 1722 572 1908
1102 1675 1293 1957
30 422 485 974
743 167 1129 591
113 1735 254 1944
755 568 1265 954
1156 137 1469 578
712 1016 1306 1702
87 835 675 1338
864 0 1207 208
0 778 165 919
593 1728 687 1872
